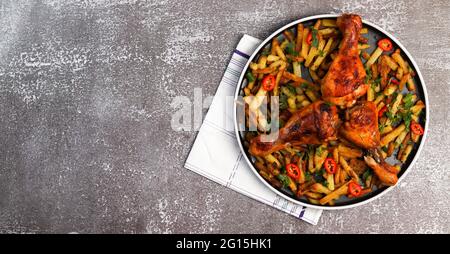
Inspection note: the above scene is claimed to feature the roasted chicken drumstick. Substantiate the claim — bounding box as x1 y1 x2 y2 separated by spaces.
340 101 380 149
321 14 368 107
339 101 399 185
249 101 339 157
364 152 399 186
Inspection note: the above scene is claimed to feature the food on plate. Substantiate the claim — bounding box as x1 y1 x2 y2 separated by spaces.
340 101 380 149
321 14 368 108
249 101 339 156
241 13 426 206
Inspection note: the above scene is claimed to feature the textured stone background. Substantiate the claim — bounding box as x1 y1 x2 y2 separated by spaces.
0 0 449 233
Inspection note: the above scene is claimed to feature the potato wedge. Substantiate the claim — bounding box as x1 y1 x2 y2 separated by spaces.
338 144 363 158
366 47 383 68
400 144 413 163
310 183 331 195
305 191 323 199
319 181 349 205
301 27 310 59
314 145 328 171
321 19 337 27
380 124 406 146
296 24 304 52
392 50 408 73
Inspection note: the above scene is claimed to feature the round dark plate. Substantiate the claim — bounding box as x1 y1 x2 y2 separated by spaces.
233 14 429 210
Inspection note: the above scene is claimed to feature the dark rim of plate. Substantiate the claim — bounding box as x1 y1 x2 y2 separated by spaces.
235 14 428 209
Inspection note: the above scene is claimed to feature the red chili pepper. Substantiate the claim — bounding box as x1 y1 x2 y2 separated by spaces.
377 38 393 51
261 75 276 91
390 78 399 85
286 163 300 181
306 32 313 45
324 158 337 174
410 121 424 135
348 182 363 197
378 105 388 118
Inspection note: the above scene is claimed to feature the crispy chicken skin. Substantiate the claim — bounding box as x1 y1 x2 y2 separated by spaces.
321 14 368 107
249 101 339 157
364 156 398 186
340 101 380 149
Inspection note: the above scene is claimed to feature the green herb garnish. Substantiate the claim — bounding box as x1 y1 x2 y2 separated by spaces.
403 93 414 109
261 47 270 56
362 169 372 182
318 50 324 57
311 29 319 48
371 82 377 91
365 66 372 83
279 94 288 110
246 72 255 83
305 171 312 182
316 146 324 156
286 84 296 95
313 168 326 183
401 110 413 129
277 174 291 188
285 42 297 56
373 77 381 86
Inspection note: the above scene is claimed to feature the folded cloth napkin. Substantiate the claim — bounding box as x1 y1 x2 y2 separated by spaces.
184 34 322 225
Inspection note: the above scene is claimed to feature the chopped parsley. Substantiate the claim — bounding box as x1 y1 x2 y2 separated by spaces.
391 91 399 101
286 84 296 95
371 77 381 91
246 72 255 83
285 42 297 56
305 171 312 182
279 93 288 110
316 146 324 156
261 47 271 56
324 101 334 107
280 165 286 174
402 110 413 129
371 82 377 91
403 93 414 109
387 106 413 128
365 66 372 83
318 50 325 57
374 77 381 85
385 109 396 122
311 28 319 48
362 169 372 182
313 168 326 183
277 174 291 188
301 83 309 89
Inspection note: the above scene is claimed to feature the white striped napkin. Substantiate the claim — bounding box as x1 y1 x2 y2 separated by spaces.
185 34 322 225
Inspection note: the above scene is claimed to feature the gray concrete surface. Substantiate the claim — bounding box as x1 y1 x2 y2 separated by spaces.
0 0 449 233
